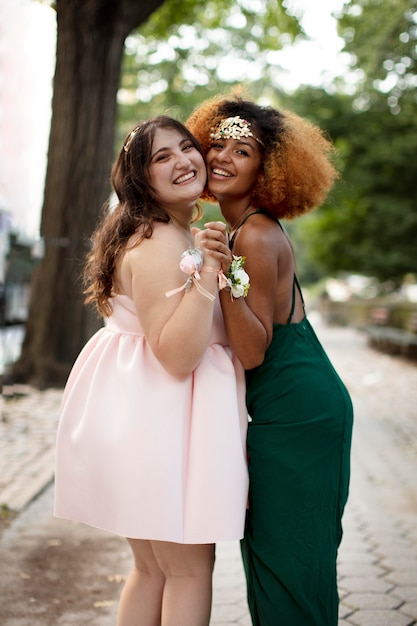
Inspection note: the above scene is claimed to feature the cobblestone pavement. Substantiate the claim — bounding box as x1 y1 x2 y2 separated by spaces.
1 316 417 625
1 386 60 512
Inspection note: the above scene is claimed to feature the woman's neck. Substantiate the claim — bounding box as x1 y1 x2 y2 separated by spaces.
168 203 197 233
220 199 257 234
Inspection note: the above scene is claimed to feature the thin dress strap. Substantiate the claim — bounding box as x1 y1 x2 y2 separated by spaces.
275 215 306 324
228 208 305 325
228 210 264 250
286 274 305 324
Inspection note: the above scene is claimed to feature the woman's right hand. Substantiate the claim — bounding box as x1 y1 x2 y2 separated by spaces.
194 221 231 270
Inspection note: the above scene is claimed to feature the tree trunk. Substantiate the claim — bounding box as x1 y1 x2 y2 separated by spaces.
12 0 164 388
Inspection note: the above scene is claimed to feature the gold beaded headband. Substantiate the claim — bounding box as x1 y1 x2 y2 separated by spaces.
210 115 265 147
123 128 139 152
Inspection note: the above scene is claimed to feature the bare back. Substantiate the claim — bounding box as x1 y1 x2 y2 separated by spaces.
230 210 304 328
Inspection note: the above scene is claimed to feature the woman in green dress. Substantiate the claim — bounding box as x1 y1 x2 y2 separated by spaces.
187 95 353 625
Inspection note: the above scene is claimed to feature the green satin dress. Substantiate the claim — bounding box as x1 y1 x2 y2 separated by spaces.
236 214 353 626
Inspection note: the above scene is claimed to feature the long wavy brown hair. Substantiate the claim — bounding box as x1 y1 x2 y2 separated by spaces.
84 116 205 317
186 94 339 219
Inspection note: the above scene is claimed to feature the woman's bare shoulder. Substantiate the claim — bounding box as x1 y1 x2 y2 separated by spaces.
126 222 185 260
116 222 187 295
234 212 281 251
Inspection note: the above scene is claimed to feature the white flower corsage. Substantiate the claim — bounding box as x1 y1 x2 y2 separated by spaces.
165 248 216 301
224 255 250 299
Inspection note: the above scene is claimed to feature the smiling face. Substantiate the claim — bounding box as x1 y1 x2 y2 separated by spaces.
206 136 262 202
148 127 207 213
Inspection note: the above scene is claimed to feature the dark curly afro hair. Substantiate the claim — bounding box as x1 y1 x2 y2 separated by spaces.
186 94 339 220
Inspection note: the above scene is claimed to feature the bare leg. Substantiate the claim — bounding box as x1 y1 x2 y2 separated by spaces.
117 538 165 626
151 541 215 626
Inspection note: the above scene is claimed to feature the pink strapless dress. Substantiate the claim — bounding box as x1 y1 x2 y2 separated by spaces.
54 295 248 543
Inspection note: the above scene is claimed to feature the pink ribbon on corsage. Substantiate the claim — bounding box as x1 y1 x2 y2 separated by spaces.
165 248 217 301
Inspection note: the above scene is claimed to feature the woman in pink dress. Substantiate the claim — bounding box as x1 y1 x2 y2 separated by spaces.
54 116 248 626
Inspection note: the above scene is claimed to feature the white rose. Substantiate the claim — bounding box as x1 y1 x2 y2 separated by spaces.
231 283 245 298
234 268 250 285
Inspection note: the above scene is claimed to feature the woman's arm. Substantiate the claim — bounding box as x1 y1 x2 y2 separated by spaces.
121 222 229 377
219 222 278 369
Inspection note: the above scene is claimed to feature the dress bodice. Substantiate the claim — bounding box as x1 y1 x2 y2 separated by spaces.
106 294 229 345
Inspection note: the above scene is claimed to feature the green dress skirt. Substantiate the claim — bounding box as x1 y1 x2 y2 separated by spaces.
241 286 353 625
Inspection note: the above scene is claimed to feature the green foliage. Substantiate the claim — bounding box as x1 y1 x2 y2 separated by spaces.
338 0 417 113
194 202 224 229
140 0 300 46
272 0 417 287
283 86 417 284
116 0 302 145
115 0 417 287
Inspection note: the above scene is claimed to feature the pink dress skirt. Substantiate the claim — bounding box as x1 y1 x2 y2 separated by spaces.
54 294 248 543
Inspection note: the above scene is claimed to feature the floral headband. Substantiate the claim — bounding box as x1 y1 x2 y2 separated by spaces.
210 115 265 147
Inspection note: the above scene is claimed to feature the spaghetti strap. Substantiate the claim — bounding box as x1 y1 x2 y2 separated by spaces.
229 211 264 249
286 281 296 324
229 208 277 249
286 274 305 324
228 208 305 325
276 217 305 324
294 274 304 305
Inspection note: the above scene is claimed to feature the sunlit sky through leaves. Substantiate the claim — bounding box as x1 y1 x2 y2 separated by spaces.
276 0 350 90
2 0 349 237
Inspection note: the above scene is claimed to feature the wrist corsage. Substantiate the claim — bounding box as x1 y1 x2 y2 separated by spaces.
165 248 216 301
224 255 250 299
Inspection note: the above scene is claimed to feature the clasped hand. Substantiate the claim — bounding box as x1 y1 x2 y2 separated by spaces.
192 221 232 273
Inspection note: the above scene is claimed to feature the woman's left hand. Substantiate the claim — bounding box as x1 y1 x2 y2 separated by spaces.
192 222 232 271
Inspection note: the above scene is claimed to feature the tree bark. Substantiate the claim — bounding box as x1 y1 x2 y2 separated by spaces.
13 0 164 388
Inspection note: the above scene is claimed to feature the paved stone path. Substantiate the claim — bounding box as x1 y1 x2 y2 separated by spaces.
1 386 61 511
1 316 417 625
330 325 417 626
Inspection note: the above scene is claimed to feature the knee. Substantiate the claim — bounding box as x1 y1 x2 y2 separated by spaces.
159 547 215 580
133 563 165 585
127 538 165 583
